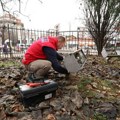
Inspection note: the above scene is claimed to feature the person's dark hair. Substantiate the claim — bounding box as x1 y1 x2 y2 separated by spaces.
57 36 65 42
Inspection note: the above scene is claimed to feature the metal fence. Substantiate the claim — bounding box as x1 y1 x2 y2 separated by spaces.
0 26 119 58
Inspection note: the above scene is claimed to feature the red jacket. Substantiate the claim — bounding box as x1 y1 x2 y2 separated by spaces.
22 36 58 65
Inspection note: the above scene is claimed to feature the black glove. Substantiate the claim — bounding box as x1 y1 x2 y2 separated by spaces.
65 72 70 79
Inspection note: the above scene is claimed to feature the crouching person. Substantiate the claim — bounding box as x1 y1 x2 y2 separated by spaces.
22 36 69 82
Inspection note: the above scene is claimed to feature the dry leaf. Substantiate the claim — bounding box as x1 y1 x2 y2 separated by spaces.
46 114 56 120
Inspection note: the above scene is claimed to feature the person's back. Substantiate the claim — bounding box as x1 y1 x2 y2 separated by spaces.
22 36 58 65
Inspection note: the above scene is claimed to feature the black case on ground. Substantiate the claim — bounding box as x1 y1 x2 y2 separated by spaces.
18 80 58 106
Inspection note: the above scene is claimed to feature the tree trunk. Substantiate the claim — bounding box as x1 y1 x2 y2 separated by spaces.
96 38 103 56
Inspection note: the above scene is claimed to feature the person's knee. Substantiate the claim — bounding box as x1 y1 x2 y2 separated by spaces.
45 61 52 69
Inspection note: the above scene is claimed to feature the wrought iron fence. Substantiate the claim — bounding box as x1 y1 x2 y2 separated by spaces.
0 26 119 58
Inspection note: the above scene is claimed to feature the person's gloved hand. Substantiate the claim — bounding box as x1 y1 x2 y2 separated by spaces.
65 72 70 79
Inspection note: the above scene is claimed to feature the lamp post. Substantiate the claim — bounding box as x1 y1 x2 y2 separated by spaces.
0 31 2 45
1 25 6 45
77 27 80 50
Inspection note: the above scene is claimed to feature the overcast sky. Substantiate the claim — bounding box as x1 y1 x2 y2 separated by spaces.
1 0 85 30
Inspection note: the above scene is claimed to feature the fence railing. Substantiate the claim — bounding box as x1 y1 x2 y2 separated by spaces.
0 26 119 58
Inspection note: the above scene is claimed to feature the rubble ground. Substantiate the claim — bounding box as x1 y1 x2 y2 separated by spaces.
0 56 120 120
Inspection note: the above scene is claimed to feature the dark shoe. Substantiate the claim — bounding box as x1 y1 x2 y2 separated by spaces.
27 73 36 82
27 73 45 83
33 77 45 83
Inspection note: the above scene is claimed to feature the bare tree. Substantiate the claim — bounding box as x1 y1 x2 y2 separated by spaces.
0 0 42 13
0 0 42 41
0 0 19 13
84 0 120 56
